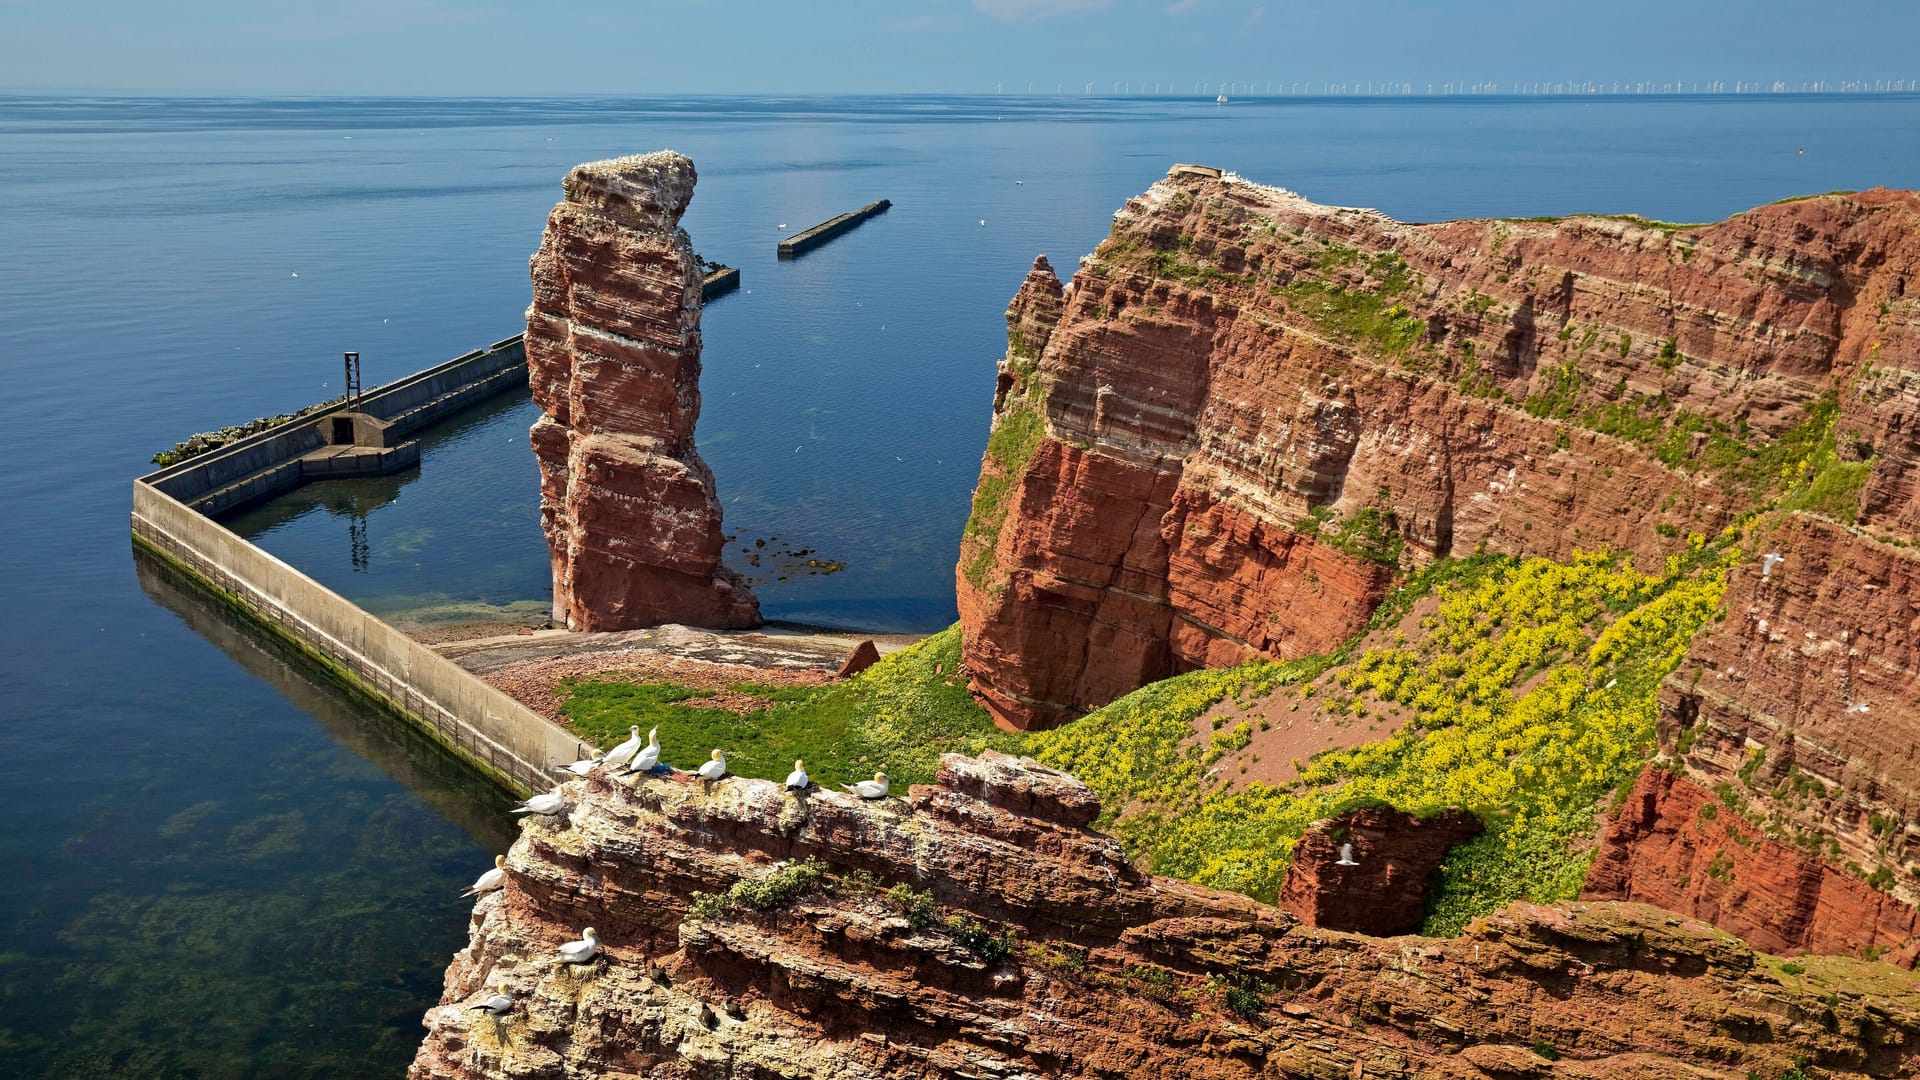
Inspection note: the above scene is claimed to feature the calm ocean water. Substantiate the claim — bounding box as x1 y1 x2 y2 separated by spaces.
2 93 1916 1077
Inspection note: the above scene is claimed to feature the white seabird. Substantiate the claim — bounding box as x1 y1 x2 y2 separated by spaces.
697 749 728 788
512 789 566 816
461 854 507 897
468 991 513 1016
555 749 603 777
624 728 662 775
603 725 645 770
557 926 600 964
1335 842 1360 867
843 772 889 800
784 758 809 793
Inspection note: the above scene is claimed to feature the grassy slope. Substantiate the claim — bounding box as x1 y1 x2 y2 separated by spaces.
560 627 1025 790
558 537 1733 935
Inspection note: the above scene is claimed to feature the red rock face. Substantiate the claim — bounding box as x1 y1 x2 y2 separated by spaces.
959 170 1920 730
410 752 1920 1079
1277 808 1483 936
1587 767 1920 966
1638 512 1920 923
527 152 758 632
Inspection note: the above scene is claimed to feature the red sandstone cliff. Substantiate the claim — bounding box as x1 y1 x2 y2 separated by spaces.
411 752 1920 1079
958 169 1920 730
527 151 758 632
1583 512 1920 954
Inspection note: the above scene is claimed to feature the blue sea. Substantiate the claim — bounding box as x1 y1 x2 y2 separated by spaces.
2 92 1916 1077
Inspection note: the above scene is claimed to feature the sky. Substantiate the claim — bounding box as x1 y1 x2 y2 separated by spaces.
3 0 1919 96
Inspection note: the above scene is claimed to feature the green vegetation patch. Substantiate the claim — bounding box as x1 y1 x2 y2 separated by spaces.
1777 401 1874 524
1291 503 1405 566
960 361 1047 592
1029 541 1735 930
1502 212 1713 233
1278 249 1428 357
560 627 1022 790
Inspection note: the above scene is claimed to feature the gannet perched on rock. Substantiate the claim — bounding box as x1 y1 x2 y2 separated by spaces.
784 759 810 793
603 725 646 770
842 772 889 800
557 926 600 965
624 727 662 775
697 749 728 790
468 991 513 1016
461 854 507 897
555 749 603 777
512 789 566 816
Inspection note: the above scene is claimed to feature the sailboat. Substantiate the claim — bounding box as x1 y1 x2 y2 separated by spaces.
1216 92 1229 105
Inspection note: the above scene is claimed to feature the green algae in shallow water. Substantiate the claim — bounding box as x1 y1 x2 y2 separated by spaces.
0 552 522 1080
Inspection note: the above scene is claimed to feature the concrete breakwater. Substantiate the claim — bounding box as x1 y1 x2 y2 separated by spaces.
144 336 530 518
131 335 583 797
777 199 891 258
699 264 740 300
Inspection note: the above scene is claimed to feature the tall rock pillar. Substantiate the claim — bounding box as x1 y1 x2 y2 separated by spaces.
526 151 759 632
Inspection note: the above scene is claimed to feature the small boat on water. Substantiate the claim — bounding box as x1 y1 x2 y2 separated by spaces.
1216 93 1228 105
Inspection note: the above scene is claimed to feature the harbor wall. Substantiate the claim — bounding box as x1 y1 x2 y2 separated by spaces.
145 335 528 515
132 335 581 797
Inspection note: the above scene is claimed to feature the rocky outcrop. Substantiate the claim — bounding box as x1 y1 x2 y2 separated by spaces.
958 170 1920 729
1587 767 1920 966
1277 808 1484 936
412 752 1920 1079
527 151 758 632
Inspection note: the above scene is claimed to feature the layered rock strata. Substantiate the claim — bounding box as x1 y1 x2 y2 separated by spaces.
412 752 1920 1079
527 151 758 632
1585 511 1920 951
958 170 1920 729
1588 767 1920 966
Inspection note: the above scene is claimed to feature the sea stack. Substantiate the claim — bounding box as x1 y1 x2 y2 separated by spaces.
526 151 759 632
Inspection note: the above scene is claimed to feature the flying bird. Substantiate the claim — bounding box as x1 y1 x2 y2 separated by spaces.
461 854 508 897
843 772 889 800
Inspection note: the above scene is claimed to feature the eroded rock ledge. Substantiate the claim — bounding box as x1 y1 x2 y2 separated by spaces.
527 151 758 632
412 753 1920 1079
